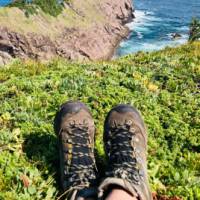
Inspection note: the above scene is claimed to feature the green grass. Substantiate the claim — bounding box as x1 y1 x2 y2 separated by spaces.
0 42 200 199
0 0 105 38
8 0 69 17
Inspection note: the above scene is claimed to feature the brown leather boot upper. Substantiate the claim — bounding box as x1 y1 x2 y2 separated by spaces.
54 101 98 200
98 104 152 200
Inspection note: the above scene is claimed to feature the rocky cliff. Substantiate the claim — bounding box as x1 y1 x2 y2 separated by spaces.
0 0 134 65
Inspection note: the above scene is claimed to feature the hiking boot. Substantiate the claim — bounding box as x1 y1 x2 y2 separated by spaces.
98 104 152 200
54 101 98 200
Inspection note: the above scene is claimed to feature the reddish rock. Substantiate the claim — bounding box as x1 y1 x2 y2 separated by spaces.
0 0 134 65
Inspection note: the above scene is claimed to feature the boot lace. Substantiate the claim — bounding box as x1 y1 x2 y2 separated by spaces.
60 122 97 189
105 122 144 185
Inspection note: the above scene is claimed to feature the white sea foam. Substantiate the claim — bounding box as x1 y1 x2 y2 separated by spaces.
178 26 189 31
126 10 147 30
118 33 188 53
137 35 188 52
116 8 189 56
126 10 161 31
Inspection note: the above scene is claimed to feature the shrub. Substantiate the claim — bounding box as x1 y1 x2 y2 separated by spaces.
189 17 200 42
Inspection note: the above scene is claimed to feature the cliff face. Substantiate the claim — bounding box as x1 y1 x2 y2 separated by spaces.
0 0 134 65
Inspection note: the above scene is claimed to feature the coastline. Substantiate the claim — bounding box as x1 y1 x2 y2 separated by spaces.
0 0 134 65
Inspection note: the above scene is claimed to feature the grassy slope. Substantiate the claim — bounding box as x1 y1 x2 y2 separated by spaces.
0 0 105 38
0 42 199 200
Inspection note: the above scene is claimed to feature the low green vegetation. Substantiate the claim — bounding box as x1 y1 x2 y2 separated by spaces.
0 0 104 38
189 17 200 42
9 0 69 17
0 42 199 199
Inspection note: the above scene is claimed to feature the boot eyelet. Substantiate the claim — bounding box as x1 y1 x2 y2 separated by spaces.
69 121 75 126
83 119 88 124
130 127 136 133
127 120 133 125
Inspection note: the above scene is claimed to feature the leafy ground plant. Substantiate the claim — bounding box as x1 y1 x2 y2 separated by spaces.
0 42 199 200
9 0 69 17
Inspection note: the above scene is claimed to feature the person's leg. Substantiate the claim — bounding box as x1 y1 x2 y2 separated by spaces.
105 189 137 200
98 104 152 200
54 101 98 200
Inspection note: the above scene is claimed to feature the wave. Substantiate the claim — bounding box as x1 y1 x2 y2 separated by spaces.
127 10 161 29
116 8 189 56
118 33 188 54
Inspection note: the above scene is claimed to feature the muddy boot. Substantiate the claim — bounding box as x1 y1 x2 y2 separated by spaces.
54 101 98 200
98 104 152 200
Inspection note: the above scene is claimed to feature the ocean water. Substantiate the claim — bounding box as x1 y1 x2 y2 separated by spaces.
0 0 11 6
116 0 200 56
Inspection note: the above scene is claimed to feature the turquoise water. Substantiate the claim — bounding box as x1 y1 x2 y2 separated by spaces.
0 0 11 6
116 0 200 56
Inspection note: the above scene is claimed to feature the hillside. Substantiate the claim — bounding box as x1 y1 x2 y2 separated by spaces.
0 42 199 199
0 0 134 65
